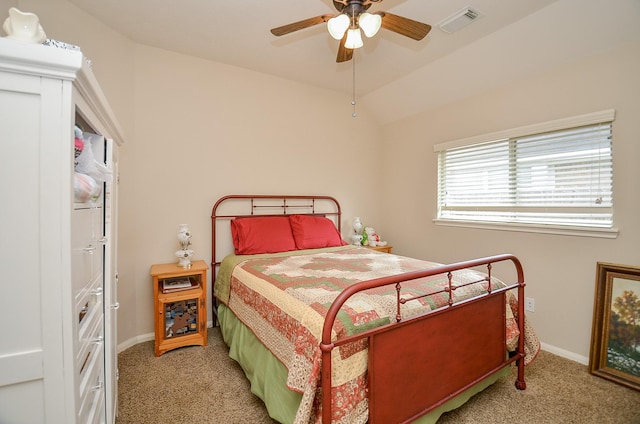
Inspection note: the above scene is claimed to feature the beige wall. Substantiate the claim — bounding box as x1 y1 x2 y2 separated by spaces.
5 1 639 362
7 1 384 346
380 42 640 362
16 0 135 135
126 45 384 343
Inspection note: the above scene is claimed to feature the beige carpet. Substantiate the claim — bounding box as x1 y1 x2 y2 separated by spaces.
116 328 640 424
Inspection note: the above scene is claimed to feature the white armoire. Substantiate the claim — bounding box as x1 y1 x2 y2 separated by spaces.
0 37 123 423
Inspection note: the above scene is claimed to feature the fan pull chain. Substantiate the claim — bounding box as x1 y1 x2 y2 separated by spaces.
351 54 357 118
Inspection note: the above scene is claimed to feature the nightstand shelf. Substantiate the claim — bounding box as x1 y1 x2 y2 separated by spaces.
150 260 208 356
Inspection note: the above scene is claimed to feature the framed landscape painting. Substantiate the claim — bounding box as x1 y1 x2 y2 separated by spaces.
589 262 640 391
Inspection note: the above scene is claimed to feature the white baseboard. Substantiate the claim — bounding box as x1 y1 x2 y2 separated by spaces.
541 342 589 365
117 321 215 354
117 332 154 354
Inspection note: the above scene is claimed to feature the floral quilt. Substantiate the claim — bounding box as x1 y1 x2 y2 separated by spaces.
214 246 539 424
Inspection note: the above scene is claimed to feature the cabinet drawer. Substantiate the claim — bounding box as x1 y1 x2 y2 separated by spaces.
78 337 104 398
78 347 104 424
71 207 104 300
76 276 103 343
77 310 103 370
85 388 105 424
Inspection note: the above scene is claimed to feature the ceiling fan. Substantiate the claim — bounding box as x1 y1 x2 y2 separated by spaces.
270 0 431 63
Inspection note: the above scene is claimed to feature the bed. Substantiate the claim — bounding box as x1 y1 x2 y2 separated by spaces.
211 195 539 424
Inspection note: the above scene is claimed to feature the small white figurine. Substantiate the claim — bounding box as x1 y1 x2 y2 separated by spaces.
177 224 192 250
352 217 363 235
176 224 194 268
3 8 47 43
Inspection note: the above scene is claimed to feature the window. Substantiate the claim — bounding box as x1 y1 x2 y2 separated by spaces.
435 110 616 237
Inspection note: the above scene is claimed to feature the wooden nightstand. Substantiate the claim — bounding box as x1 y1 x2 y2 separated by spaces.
150 260 208 356
365 245 393 254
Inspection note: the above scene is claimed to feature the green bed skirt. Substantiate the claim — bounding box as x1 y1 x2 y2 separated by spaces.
218 303 509 423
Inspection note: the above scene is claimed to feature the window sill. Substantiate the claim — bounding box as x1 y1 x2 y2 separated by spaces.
433 219 619 239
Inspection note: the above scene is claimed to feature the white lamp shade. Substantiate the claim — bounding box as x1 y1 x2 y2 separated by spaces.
359 12 382 38
344 28 363 49
327 14 350 40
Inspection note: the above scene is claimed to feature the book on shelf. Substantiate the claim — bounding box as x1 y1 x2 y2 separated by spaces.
162 277 198 293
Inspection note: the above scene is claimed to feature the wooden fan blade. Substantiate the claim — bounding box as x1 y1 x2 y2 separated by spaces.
336 33 353 63
270 15 333 36
379 12 431 41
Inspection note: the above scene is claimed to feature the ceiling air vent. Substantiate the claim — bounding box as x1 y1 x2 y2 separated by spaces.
438 6 481 33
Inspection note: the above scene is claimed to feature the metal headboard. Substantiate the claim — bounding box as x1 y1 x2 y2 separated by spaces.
211 194 342 275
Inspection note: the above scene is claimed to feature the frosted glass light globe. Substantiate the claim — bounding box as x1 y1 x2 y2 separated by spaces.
359 12 382 38
327 14 350 40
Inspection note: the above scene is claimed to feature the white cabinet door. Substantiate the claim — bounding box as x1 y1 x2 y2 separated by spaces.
104 140 119 423
0 69 50 424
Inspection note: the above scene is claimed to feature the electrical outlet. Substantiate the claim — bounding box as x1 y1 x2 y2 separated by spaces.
525 297 535 312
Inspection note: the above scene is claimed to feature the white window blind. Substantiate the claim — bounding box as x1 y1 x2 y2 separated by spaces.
436 115 614 230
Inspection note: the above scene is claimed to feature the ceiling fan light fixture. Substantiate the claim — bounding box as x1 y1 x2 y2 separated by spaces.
327 14 350 40
344 28 363 49
358 12 382 38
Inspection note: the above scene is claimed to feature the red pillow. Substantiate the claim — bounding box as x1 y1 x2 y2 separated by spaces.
230 216 296 255
289 214 347 250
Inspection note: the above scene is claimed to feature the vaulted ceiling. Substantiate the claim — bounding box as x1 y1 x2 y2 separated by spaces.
69 0 640 124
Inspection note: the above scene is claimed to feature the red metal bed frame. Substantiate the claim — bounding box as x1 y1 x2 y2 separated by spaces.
211 195 527 424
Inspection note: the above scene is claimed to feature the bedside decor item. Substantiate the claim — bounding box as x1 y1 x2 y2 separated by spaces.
352 216 363 235
2 7 46 43
175 224 194 268
589 262 640 391
365 226 380 247
352 216 364 245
